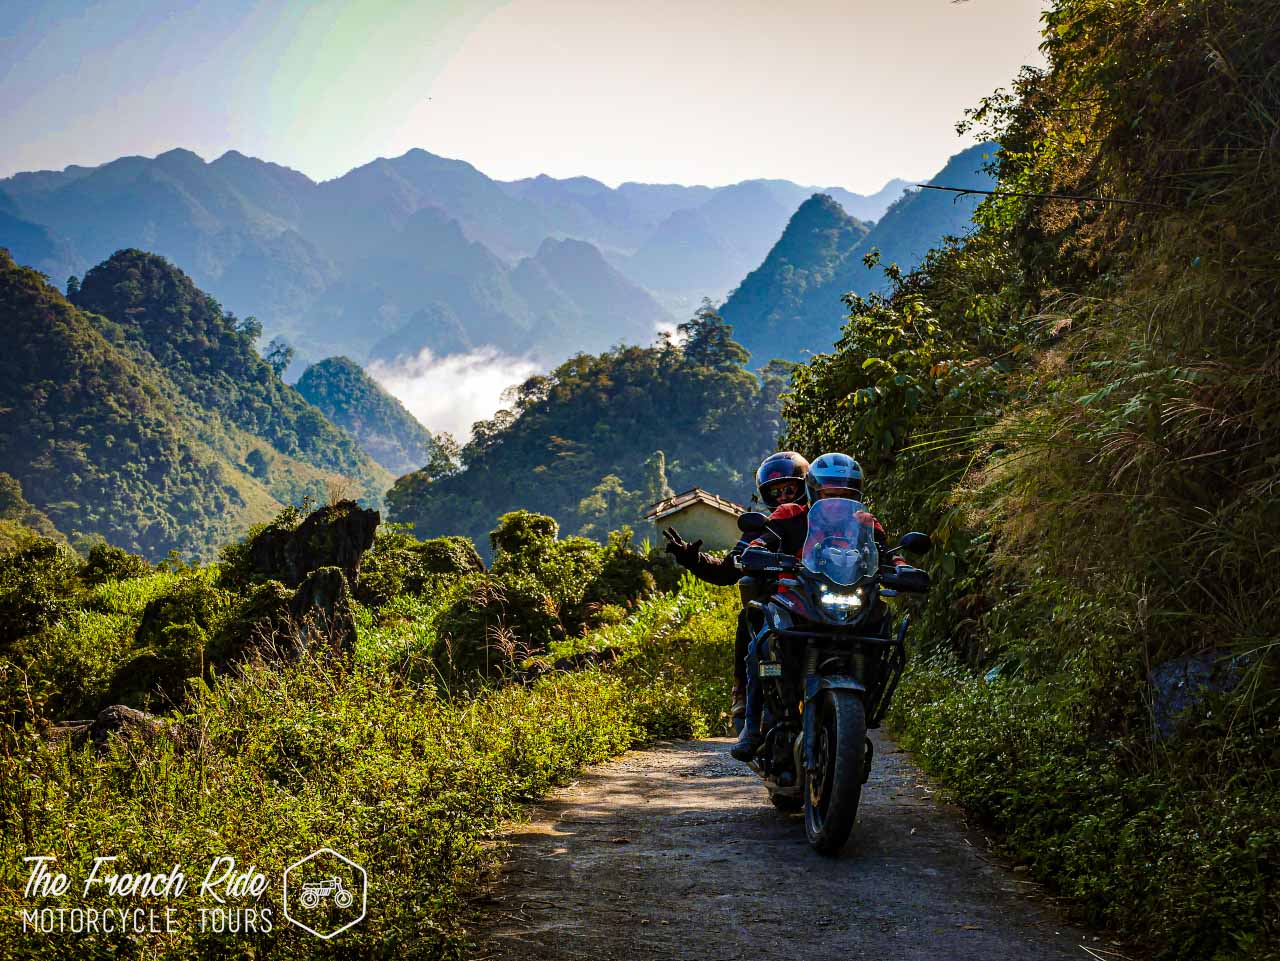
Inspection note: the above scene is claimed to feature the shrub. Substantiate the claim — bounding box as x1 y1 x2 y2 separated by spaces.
355 525 484 608
103 572 235 708
435 572 562 679
0 537 79 647
79 542 151 585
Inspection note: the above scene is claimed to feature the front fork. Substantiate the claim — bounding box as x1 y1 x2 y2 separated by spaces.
801 644 870 775
802 647 821 774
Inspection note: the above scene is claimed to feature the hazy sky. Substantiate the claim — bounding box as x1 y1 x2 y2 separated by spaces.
1 0 1047 191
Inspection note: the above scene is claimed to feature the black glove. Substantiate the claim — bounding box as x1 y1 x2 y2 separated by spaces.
662 527 703 567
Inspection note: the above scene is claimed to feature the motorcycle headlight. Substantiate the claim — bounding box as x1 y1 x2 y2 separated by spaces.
819 588 865 613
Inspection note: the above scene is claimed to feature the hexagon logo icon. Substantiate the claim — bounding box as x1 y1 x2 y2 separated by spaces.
282 848 367 939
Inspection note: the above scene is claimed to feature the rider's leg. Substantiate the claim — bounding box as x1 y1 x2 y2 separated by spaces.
731 609 749 729
731 633 765 761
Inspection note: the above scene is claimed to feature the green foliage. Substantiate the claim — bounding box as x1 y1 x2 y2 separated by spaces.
780 3 1280 958
0 250 241 558
892 659 1280 961
295 356 435 475
389 307 782 553
0 537 79 647
0 249 390 561
0 472 61 541
424 511 674 681
718 194 871 361
104 572 235 709
0 563 737 959
79 543 151 586
72 250 382 487
264 336 293 378
355 524 484 608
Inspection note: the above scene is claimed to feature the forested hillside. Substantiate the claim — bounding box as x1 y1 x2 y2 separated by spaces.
388 306 787 553
721 142 994 363
295 356 435 475
781 2 1280 956
0 248 388 559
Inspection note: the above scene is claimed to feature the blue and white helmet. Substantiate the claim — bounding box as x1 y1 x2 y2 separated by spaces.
805 452 864 501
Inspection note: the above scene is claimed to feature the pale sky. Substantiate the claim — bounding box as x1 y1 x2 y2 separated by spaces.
1 0 1047 191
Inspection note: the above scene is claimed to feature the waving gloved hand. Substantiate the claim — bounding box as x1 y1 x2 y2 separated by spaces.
662 527 703 567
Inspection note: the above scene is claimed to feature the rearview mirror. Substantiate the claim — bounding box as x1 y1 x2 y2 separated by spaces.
899 531 932 555
738 511 768 534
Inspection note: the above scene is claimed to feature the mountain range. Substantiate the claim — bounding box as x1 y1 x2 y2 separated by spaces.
0 148 908 370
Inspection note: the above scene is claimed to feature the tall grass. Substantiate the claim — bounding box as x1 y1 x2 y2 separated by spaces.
0 578 738 959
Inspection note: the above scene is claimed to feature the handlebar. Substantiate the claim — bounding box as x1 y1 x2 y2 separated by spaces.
735 546 797 573
737 547 930 593
879 566 930 593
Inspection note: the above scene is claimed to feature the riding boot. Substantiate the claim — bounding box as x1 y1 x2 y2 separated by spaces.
731 724 763 761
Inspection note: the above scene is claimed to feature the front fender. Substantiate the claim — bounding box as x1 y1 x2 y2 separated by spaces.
803 675 867 771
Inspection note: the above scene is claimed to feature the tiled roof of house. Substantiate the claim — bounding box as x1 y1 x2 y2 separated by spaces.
643 487 747 521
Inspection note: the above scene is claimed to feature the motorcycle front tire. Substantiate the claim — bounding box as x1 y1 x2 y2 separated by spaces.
804 689 866 855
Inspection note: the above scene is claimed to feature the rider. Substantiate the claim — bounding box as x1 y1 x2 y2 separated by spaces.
662 452 810 729
730 452 911 763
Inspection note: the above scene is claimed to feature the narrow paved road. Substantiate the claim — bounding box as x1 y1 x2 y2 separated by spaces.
470 732 1111 961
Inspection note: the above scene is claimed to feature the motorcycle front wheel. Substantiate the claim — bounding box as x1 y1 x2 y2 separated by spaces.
804 689 866 855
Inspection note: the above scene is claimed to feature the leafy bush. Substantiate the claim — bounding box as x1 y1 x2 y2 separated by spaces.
892 658 1280 961
435 572 563 679
355 525 483 608
103 572 235 709
0 537 80 647
79 543 151 585
779 3 1280 957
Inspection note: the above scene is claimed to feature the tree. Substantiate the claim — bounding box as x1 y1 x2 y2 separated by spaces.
576 474 633 540
679 300 750 370
264 337 294 379
425 432 462 480
235 315 263 343
245 449 270 480
640 450 674 506
65 275 80 297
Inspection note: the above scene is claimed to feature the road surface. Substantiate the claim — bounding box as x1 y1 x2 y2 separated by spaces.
470 733 1116 961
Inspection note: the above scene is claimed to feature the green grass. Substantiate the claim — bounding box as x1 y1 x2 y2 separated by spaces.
79 570 194 616
0 577 738 959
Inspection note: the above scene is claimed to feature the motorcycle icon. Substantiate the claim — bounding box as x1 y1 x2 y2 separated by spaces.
298 876 355 909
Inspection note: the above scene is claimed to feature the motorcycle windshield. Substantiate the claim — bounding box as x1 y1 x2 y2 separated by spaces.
801 498 879 587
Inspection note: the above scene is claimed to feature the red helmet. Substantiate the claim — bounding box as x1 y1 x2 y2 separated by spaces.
755 451 810 509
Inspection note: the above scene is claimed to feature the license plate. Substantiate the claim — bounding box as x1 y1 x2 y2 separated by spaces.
759 662 782 678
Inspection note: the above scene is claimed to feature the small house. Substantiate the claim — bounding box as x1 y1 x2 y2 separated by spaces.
643 488 747 553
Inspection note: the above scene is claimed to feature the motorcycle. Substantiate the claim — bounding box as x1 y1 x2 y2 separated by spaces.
734 497 931 855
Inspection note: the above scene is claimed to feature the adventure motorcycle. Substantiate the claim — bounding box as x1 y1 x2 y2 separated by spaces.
735 498 931 855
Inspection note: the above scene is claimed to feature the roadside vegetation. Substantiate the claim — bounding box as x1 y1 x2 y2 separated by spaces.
783 2 1280 957
0 505 734 959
